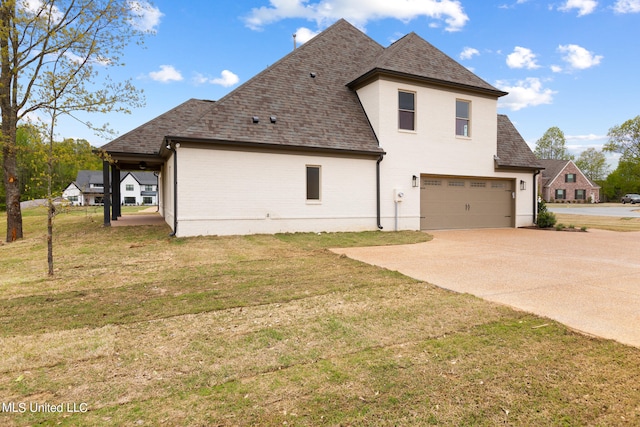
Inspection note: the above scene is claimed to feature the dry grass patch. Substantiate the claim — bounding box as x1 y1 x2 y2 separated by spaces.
554 213 640 232
1 208 639 426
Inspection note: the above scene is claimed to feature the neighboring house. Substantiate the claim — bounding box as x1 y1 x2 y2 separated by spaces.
538 159 600 203
120 171 159 205
62 170 106 206
62 170 158 206
100 19 542 237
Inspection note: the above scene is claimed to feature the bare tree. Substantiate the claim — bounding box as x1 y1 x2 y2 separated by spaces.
1 0 153 242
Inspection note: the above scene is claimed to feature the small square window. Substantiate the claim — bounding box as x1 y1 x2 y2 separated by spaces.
399 91 415 131
555 189 566 199
456 99 471 137
306 166 320 201
565 173 576 183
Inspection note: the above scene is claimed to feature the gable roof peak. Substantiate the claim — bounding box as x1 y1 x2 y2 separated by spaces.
349 30 506 97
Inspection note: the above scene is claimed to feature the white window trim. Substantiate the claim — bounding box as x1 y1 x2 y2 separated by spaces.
455 99 471 139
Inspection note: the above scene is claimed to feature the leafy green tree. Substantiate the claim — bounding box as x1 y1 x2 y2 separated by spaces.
534 126 574 160
1 0 149 242
600 160 640 201
604 116 640 162
0 125 103 206
575 147 608 182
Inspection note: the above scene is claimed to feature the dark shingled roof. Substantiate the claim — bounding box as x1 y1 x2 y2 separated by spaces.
101 19 535 169
537 159 600 188
348 32 506 97
74 170 105 194
173 19 384 154
538 159 570 186
496 115 542 170
101 98 214 155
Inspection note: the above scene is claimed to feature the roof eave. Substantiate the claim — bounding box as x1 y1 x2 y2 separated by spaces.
165 136 385 159
348 68 508 98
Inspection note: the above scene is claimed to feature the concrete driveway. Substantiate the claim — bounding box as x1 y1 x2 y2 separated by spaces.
332 228 640 348
548 205 640 217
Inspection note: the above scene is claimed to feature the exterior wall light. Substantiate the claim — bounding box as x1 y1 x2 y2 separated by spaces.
412 175 418 188
520 180 526 190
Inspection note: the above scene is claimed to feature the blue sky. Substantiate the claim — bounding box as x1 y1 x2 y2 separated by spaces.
57 0 639 168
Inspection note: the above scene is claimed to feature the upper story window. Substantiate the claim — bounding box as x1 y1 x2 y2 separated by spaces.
398 91 415 131
565 173 576 183
456 99 471 137
125 184 134 191
145 185 154 191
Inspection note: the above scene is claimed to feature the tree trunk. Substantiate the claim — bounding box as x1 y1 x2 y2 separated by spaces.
2 132 23 242
0 1 23 242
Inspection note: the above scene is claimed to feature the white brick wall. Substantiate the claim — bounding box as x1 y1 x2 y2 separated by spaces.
358 78 536 229
172 147 378 237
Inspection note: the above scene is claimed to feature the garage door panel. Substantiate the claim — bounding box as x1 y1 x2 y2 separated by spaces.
420 176 513 230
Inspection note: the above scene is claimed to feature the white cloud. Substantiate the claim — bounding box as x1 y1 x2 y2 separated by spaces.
148 65 183 83
558 44 603 70
495 77 556 111
459 47 479 60
244 0 469 33
506 46 540 69
128 0 163 32
558 0 598 16
194 70 240 88
295 27 320 45
613 0 640 13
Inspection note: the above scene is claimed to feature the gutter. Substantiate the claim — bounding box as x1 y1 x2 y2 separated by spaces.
166 142 178 237
376 154 384 230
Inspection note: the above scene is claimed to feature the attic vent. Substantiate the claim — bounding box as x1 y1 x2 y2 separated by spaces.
270 116 277 123
310 72 316 78
252 116 259 123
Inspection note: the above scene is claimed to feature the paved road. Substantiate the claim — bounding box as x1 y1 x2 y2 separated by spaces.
548 205 640 217
333 228 640 348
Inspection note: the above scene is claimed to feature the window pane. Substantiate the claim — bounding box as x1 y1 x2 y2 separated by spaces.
306 166 320 200
456 118 469 136
456 100 469 119
399 92 414 110
399 111 415 130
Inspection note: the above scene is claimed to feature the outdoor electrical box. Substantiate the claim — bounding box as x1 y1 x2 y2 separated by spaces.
394 188 405 202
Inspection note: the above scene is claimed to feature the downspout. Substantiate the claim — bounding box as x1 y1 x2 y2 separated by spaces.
533 169 541 224
167 142 178 237
376 154 384 230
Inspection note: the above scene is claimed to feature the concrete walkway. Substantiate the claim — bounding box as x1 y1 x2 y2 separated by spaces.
332 228 640 348
111 212 167 227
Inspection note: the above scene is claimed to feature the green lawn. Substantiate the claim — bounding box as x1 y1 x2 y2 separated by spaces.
0 208 639 426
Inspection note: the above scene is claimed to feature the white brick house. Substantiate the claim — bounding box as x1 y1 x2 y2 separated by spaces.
62 170 157 206
101 20 541 236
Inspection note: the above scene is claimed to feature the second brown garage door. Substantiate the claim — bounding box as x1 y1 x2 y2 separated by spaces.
420 176 514 230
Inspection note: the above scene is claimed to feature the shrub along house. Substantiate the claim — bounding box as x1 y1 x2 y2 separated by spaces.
100 19 542 236
538 159 600 203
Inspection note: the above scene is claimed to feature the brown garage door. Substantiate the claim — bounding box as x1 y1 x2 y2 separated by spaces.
420 176 514 230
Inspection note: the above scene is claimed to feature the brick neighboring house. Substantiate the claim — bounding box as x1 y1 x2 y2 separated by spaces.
538 159 600 203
